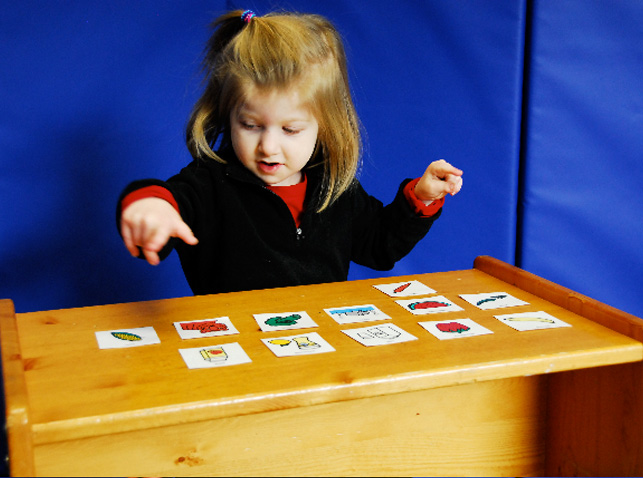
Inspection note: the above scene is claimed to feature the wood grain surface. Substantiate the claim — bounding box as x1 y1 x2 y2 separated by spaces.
2 257 641 476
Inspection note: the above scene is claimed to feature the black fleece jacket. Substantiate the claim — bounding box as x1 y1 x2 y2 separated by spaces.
117 153 441 296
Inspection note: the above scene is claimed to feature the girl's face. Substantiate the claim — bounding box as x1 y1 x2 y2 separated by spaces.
230 88 319 186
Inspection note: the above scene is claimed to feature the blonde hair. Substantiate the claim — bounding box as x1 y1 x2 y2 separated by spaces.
186 10 361 211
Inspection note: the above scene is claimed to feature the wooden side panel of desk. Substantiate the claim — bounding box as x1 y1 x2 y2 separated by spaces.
33 376 547 477
475 256 643 476
546 363 643 476
0 300 35 477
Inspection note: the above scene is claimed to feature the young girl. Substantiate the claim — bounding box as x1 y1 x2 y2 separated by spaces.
117 9 463 296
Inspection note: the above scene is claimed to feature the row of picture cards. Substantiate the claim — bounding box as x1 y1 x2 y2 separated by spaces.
95 281 571 369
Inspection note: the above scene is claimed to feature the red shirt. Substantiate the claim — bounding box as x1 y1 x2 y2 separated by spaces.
267 175 308 227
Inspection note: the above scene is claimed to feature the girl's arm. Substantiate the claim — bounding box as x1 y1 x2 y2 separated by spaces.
348 159 462 271
117 161 211 266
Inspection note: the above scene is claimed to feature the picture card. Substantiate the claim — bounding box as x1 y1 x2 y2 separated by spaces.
95 326 161 349
395 295 464 315
178 342 252 369
419 318 494 340
253 310 318 332
173 316 239 340
341 323 417 347
459 292 529 310
494 311 572 331
324 304 391 324
261 332 335 357
373 280 436 297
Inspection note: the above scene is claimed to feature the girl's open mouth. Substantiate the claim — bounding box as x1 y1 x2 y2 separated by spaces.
258 161 282 174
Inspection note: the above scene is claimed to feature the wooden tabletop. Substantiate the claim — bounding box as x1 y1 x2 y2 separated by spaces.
3 259 642 448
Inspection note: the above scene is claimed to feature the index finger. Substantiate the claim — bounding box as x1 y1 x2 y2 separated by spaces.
172 221 199 246
432 159 463 178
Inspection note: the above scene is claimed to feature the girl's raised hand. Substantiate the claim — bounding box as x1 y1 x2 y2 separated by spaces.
414 159 463 202
120 198 198 266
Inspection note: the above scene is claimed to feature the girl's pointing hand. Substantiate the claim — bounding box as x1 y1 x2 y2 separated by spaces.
414 159 463 202
120 198 198 266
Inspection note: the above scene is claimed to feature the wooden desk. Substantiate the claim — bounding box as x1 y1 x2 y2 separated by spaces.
2 256 642 477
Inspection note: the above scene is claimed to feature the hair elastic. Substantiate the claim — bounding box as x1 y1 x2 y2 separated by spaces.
241 10 256 23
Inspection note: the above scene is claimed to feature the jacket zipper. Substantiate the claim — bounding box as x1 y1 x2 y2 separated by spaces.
225 170 306 242
263 186 304 242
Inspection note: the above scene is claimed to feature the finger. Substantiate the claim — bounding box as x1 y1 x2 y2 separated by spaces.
173 221 199 246
128 219 149 255
445 174 463 195
143 226 172 254
430 160 463 179
141 248 161 266
439 159 463 175
120 222 141 257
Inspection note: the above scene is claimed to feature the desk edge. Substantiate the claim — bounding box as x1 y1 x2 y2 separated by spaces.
474 255 643 341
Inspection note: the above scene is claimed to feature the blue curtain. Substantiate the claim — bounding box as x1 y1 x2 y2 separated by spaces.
518 0 643 318
1 0 525 313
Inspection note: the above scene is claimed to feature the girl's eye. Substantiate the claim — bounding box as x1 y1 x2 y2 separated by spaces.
240 121 258 130
283 127 300 135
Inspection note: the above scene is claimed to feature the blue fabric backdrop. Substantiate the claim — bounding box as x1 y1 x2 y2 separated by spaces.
1 0 525 313
519 0 643 318
2 2 640 318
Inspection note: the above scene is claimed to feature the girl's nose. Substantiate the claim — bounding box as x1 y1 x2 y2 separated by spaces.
258 129 279 156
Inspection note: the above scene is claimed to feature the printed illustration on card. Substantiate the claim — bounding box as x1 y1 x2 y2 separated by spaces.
395 295 464 315
174 316 240 339
419 318 494 340
95 326 161 349
459 292 529 310
495 311 571 331
373 280 436 297
262 332 335 357
324 304 391 324
342 323 418 347
253 311 318 332
179 342 252 369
